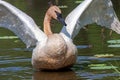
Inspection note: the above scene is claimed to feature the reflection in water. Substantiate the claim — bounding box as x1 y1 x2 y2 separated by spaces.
33 70 77 80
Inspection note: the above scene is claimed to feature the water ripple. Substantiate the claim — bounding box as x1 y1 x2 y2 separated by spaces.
0 67 31 72
77 56 120 63
0 58 31 64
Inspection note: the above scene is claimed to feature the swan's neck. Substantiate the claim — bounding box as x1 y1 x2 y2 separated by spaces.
43 14 52 36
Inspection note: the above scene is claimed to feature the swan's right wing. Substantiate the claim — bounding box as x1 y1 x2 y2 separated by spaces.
0 1 47 48
61 0 120 39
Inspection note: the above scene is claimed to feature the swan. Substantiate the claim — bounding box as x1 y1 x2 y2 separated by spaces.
0 0 120 70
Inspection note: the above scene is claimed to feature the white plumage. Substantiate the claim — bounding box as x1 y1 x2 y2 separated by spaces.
0 1 47 48
61 0 120 39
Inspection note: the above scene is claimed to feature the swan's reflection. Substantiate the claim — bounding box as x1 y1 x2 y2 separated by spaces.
33 70 77 80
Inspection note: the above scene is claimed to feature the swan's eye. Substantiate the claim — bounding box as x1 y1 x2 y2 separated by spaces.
55 11 62 18
55 11 67 26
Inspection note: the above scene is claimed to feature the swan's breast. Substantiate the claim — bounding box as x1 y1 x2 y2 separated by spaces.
32 34 67 61
45 34 67 56
32 34 77 70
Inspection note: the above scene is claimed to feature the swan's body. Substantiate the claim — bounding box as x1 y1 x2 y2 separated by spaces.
32 34 77 70
0 0 120 70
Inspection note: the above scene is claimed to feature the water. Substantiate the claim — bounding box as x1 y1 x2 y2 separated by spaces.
0 0 120 80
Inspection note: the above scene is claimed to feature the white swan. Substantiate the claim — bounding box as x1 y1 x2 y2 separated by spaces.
0 0 120 70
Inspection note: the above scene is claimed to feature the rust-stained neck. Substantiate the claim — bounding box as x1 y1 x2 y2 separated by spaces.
43 13 53 36
43 5 62 36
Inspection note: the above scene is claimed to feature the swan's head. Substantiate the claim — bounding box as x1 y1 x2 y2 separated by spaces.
47 5 67 26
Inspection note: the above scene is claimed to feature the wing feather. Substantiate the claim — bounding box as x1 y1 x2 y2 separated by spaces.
61 0 120 39
0 1 47 48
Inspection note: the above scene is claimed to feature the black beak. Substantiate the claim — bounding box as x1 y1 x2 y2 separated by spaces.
55 11 67 26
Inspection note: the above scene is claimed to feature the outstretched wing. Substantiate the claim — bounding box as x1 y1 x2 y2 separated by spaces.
61 0 120 39
0 1 47 48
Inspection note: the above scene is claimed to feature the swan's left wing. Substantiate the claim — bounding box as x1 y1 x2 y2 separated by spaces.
0 0 47 48
61 0 120 39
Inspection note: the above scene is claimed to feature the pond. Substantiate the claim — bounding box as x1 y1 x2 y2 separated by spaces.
0 0 120 80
